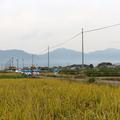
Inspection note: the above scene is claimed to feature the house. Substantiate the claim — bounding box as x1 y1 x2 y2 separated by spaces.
63 64 90 70
97 62 114 68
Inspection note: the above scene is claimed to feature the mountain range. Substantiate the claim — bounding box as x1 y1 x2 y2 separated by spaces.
0 48 120 67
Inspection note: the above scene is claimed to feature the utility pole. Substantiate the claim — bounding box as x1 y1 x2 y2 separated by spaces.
16 59 19 69
11 57 14 67
9 59 12 67
82 28 84 68
48 46 50 71
31 54 34 77
32 54 34 66
22 58 24 68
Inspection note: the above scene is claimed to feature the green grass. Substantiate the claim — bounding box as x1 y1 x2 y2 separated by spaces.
0 72 27 79
0 78 119 119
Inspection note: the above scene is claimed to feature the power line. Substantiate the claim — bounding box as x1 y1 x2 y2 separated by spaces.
52 23 120 49
39 48 48 54
39 23 120 54
84 23 120 33
50 32 82 50
39 32 83 54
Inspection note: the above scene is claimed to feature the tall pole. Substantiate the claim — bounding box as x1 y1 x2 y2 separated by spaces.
82 28 84 68
16 59 19 69
31 54 34 77
10 59 12 67
32 54 34 66
11 57 14 67
48 46 50 71
22 58 24 68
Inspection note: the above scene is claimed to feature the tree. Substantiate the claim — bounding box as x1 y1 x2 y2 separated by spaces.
89 64 94 69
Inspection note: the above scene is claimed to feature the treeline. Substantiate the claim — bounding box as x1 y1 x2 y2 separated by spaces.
85 67 120 77
60 67 120 77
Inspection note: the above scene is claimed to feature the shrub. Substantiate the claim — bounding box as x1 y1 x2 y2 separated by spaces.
88 77 96 83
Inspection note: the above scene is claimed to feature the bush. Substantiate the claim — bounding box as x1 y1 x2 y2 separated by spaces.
88 77 96 83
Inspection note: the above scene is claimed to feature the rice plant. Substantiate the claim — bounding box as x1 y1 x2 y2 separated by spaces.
0 78 119 120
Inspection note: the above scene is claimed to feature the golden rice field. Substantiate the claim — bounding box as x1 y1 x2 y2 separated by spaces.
0 78 120 120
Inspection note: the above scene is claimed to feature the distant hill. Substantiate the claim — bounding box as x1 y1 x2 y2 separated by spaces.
0 48 120 67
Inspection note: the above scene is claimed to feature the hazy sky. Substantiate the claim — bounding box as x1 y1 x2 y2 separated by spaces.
0 0 120 54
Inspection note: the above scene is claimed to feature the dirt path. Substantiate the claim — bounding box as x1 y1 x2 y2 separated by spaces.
41 76 120 86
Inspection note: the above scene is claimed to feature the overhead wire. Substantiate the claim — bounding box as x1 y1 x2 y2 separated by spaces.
84 23 120 33
39 23 120 54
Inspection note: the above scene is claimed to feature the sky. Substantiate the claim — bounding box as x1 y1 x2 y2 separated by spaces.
0 0 120 54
